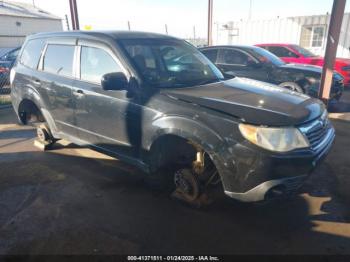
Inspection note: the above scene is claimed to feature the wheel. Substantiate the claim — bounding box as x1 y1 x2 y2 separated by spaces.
279 82 304 93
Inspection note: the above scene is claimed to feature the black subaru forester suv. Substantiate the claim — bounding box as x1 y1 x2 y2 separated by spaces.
11 31 335 205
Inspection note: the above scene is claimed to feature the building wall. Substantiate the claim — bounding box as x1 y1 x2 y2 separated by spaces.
219 13 350 58
0 15 62 47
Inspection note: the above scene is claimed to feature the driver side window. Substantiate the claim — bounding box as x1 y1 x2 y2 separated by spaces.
80 46 122 83
218 49 252 66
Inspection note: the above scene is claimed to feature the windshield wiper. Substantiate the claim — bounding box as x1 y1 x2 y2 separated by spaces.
196 78 221 86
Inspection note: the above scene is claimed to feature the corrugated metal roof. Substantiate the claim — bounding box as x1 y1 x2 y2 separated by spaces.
0 0 61 20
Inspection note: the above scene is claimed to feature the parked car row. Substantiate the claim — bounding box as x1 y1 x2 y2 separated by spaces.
199 45 344 101
256 43 350 87
0 47 20 88
11 31 335 205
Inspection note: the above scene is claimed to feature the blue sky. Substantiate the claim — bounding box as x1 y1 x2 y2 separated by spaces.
18 0 350 38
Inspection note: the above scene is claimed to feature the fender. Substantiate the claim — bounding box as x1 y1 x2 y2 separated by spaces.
144 115 234 179
147 115 225 154
15 85 58 134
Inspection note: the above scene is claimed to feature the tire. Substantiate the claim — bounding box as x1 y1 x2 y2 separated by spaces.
144 165 181 193
279 82 304 93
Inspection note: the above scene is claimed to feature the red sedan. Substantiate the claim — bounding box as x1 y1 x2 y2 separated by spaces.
256 43 350 87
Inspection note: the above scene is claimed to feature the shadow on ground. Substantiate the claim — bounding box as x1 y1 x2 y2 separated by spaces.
0 149 349 255
0 128 350 255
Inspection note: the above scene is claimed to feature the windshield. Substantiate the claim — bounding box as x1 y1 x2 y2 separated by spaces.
250 47 286 66
118 38 224 88
291 45 317 57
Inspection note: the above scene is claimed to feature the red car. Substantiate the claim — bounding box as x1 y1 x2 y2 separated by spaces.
256 43 350 87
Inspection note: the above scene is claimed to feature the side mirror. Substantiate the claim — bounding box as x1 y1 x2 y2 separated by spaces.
101 72 128 91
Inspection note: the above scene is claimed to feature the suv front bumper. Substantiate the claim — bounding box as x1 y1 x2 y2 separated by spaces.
216 123 335 202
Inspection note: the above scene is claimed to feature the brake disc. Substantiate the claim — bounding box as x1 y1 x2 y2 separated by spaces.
174 168 200 202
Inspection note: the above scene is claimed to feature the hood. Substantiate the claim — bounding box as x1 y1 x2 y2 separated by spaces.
161 78 324 126
280 63 323 74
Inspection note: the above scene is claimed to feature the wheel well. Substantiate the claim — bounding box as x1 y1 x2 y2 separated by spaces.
18 99 45 124
148 135 198 172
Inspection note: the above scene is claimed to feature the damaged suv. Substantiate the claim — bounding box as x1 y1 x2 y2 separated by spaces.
11 31 335 205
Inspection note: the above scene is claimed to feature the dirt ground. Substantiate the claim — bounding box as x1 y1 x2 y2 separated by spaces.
0 105 350 255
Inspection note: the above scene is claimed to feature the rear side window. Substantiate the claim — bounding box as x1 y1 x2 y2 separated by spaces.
20 38 46 69
80 46 121 83
217 49 251 66
265 46 298 58
201 49 218 63
43 44 75 77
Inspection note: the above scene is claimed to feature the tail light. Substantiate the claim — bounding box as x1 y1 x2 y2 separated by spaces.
0 67 9 73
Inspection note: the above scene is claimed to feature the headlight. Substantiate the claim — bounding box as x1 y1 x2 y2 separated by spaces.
239 124 309 152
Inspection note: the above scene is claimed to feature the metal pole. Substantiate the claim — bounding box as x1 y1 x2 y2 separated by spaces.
165 24 168 34
65 14 70 31
69 0 80 30
193 25 196 40
207 0 213 46
319 0 346 103
248 0 252 20
69 0 75 30
128 21 131 31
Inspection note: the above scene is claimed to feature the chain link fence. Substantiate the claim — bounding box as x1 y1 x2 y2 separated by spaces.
0 47 16 95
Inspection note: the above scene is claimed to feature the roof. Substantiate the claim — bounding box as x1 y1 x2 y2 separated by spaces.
256 43 293 47
30 30 178 41
0 0 61 20
199 45 260 50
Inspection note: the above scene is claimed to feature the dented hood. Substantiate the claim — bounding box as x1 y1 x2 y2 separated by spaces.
162 77 324 126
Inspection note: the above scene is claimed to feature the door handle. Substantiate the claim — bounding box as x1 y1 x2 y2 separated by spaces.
33 79 41 85
73 89 85 97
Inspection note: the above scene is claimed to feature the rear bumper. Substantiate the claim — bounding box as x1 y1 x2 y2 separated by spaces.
343 76 350 87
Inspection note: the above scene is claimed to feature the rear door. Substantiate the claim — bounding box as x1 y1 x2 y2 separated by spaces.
37 38 77 136
216 48 268 81
263 46 300 64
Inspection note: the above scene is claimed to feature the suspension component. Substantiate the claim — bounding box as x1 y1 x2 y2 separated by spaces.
192 150 205 174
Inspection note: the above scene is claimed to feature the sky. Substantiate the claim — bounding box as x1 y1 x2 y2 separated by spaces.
15 0 350 38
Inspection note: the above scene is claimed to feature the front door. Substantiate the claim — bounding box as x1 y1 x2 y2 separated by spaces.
216 48 268 82
73 43 135 156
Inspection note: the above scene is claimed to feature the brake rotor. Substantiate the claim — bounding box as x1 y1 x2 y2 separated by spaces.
174 168 200 202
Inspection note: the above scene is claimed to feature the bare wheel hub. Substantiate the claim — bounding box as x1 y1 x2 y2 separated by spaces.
174 168 200 202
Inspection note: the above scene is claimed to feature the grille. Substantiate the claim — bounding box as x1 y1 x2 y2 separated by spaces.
299 113 332 150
